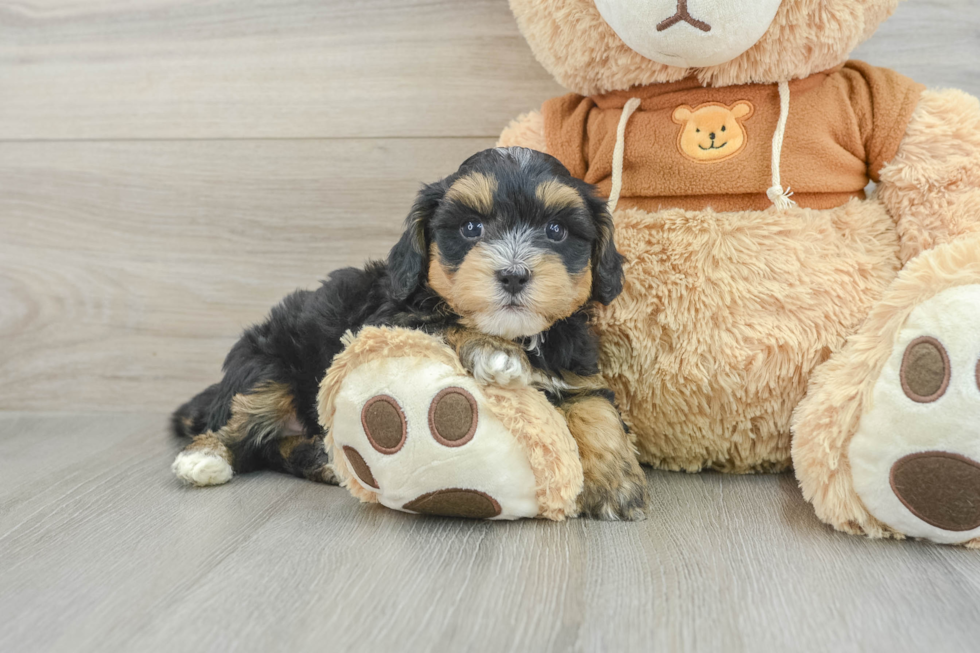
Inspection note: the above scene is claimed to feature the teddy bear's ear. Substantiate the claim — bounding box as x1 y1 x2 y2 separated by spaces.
387 180 447 301
731 102 754 120
672 106 693 124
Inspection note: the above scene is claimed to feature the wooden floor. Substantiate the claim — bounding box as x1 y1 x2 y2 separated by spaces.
5 413 980 652
2 1 980 651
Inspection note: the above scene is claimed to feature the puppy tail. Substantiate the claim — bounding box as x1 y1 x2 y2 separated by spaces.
172 383 222 439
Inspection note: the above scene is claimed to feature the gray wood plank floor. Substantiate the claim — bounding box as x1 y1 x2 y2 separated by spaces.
3 413 980 653
3 1 980 651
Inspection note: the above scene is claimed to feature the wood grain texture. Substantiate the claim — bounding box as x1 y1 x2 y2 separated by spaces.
1 413 979 653
0 0 563 140
0 138 493 412
853 0 980 94
0 1 976 141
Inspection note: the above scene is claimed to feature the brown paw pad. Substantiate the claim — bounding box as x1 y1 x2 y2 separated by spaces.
428 387 478 447
361 395 407 454
890 451 980 531
900 336 950 403
402 488 501 519
343 446 378 489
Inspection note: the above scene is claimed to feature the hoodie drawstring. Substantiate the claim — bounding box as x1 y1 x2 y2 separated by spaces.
766 80 796 209
607 97 642 214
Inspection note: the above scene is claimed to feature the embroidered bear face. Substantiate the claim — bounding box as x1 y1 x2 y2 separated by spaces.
671 101 754 162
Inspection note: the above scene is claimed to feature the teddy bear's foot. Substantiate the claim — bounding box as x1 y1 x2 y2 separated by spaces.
333 376 538 519
793 235 980 545
321 327 585 520
847 284 980 544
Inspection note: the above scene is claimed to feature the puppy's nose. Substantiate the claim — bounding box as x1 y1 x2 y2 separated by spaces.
709 132 716 140
496 270 530 295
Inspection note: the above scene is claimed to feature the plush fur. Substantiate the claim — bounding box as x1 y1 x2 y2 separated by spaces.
878 89 980 264
792 234 980 545
509 0 897 95
502 0 980 542
172 147 648 519
592 200 900 472
318 326 585 520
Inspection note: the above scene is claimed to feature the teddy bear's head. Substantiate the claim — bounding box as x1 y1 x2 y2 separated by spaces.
510 0 898 95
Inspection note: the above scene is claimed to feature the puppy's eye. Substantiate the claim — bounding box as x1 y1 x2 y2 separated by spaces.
721 125 726 132
696 128 700 133
545 221 567 243
460 221 483 239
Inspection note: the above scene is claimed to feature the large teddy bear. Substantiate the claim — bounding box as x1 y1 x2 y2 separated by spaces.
490 0 980 545
324 0 980 544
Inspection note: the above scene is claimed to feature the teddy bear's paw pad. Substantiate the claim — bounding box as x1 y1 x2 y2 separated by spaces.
342 446 378 489
849 284 980 544
361 395 407 453
331 356 540 520
428 387 478 446
890 452 980 532
899 337 950 403
402 488 502 519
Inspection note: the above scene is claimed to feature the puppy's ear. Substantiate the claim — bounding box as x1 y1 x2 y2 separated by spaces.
387 181 446 300
587 195 625 305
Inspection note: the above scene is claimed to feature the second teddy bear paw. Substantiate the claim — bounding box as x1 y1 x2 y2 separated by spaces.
849 284 980 544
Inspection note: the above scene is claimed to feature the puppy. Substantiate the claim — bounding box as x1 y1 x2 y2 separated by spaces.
171 147 648 520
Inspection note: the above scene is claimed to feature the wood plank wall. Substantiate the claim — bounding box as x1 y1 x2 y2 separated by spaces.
1 0 977 412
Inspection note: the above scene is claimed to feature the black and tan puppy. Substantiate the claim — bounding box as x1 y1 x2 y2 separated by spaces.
172 147 648 519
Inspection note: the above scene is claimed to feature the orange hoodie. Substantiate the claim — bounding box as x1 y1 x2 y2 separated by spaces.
543 60 924 212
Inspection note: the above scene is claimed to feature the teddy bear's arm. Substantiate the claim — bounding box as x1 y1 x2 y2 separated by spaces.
878 89 980 264
497 110 548 152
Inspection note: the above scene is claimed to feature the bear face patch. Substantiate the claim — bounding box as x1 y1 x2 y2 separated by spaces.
672 101 754 162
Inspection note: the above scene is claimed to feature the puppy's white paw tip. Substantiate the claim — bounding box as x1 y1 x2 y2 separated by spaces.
172 451 233 487
478 351 528 387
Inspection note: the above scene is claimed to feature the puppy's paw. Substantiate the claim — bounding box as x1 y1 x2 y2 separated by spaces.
316 463 340 485
471 349 531 387
578 461 649 521
172 450 233 487
460 339 532 387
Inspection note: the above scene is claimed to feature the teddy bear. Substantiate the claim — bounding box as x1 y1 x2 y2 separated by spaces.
491 0 980 545
319 326 585 521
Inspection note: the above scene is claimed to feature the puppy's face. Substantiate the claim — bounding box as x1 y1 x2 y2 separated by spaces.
388 148 624 339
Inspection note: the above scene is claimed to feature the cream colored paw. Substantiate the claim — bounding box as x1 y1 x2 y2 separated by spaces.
330 356 540 519
849 284 980 544
172 450 233 487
